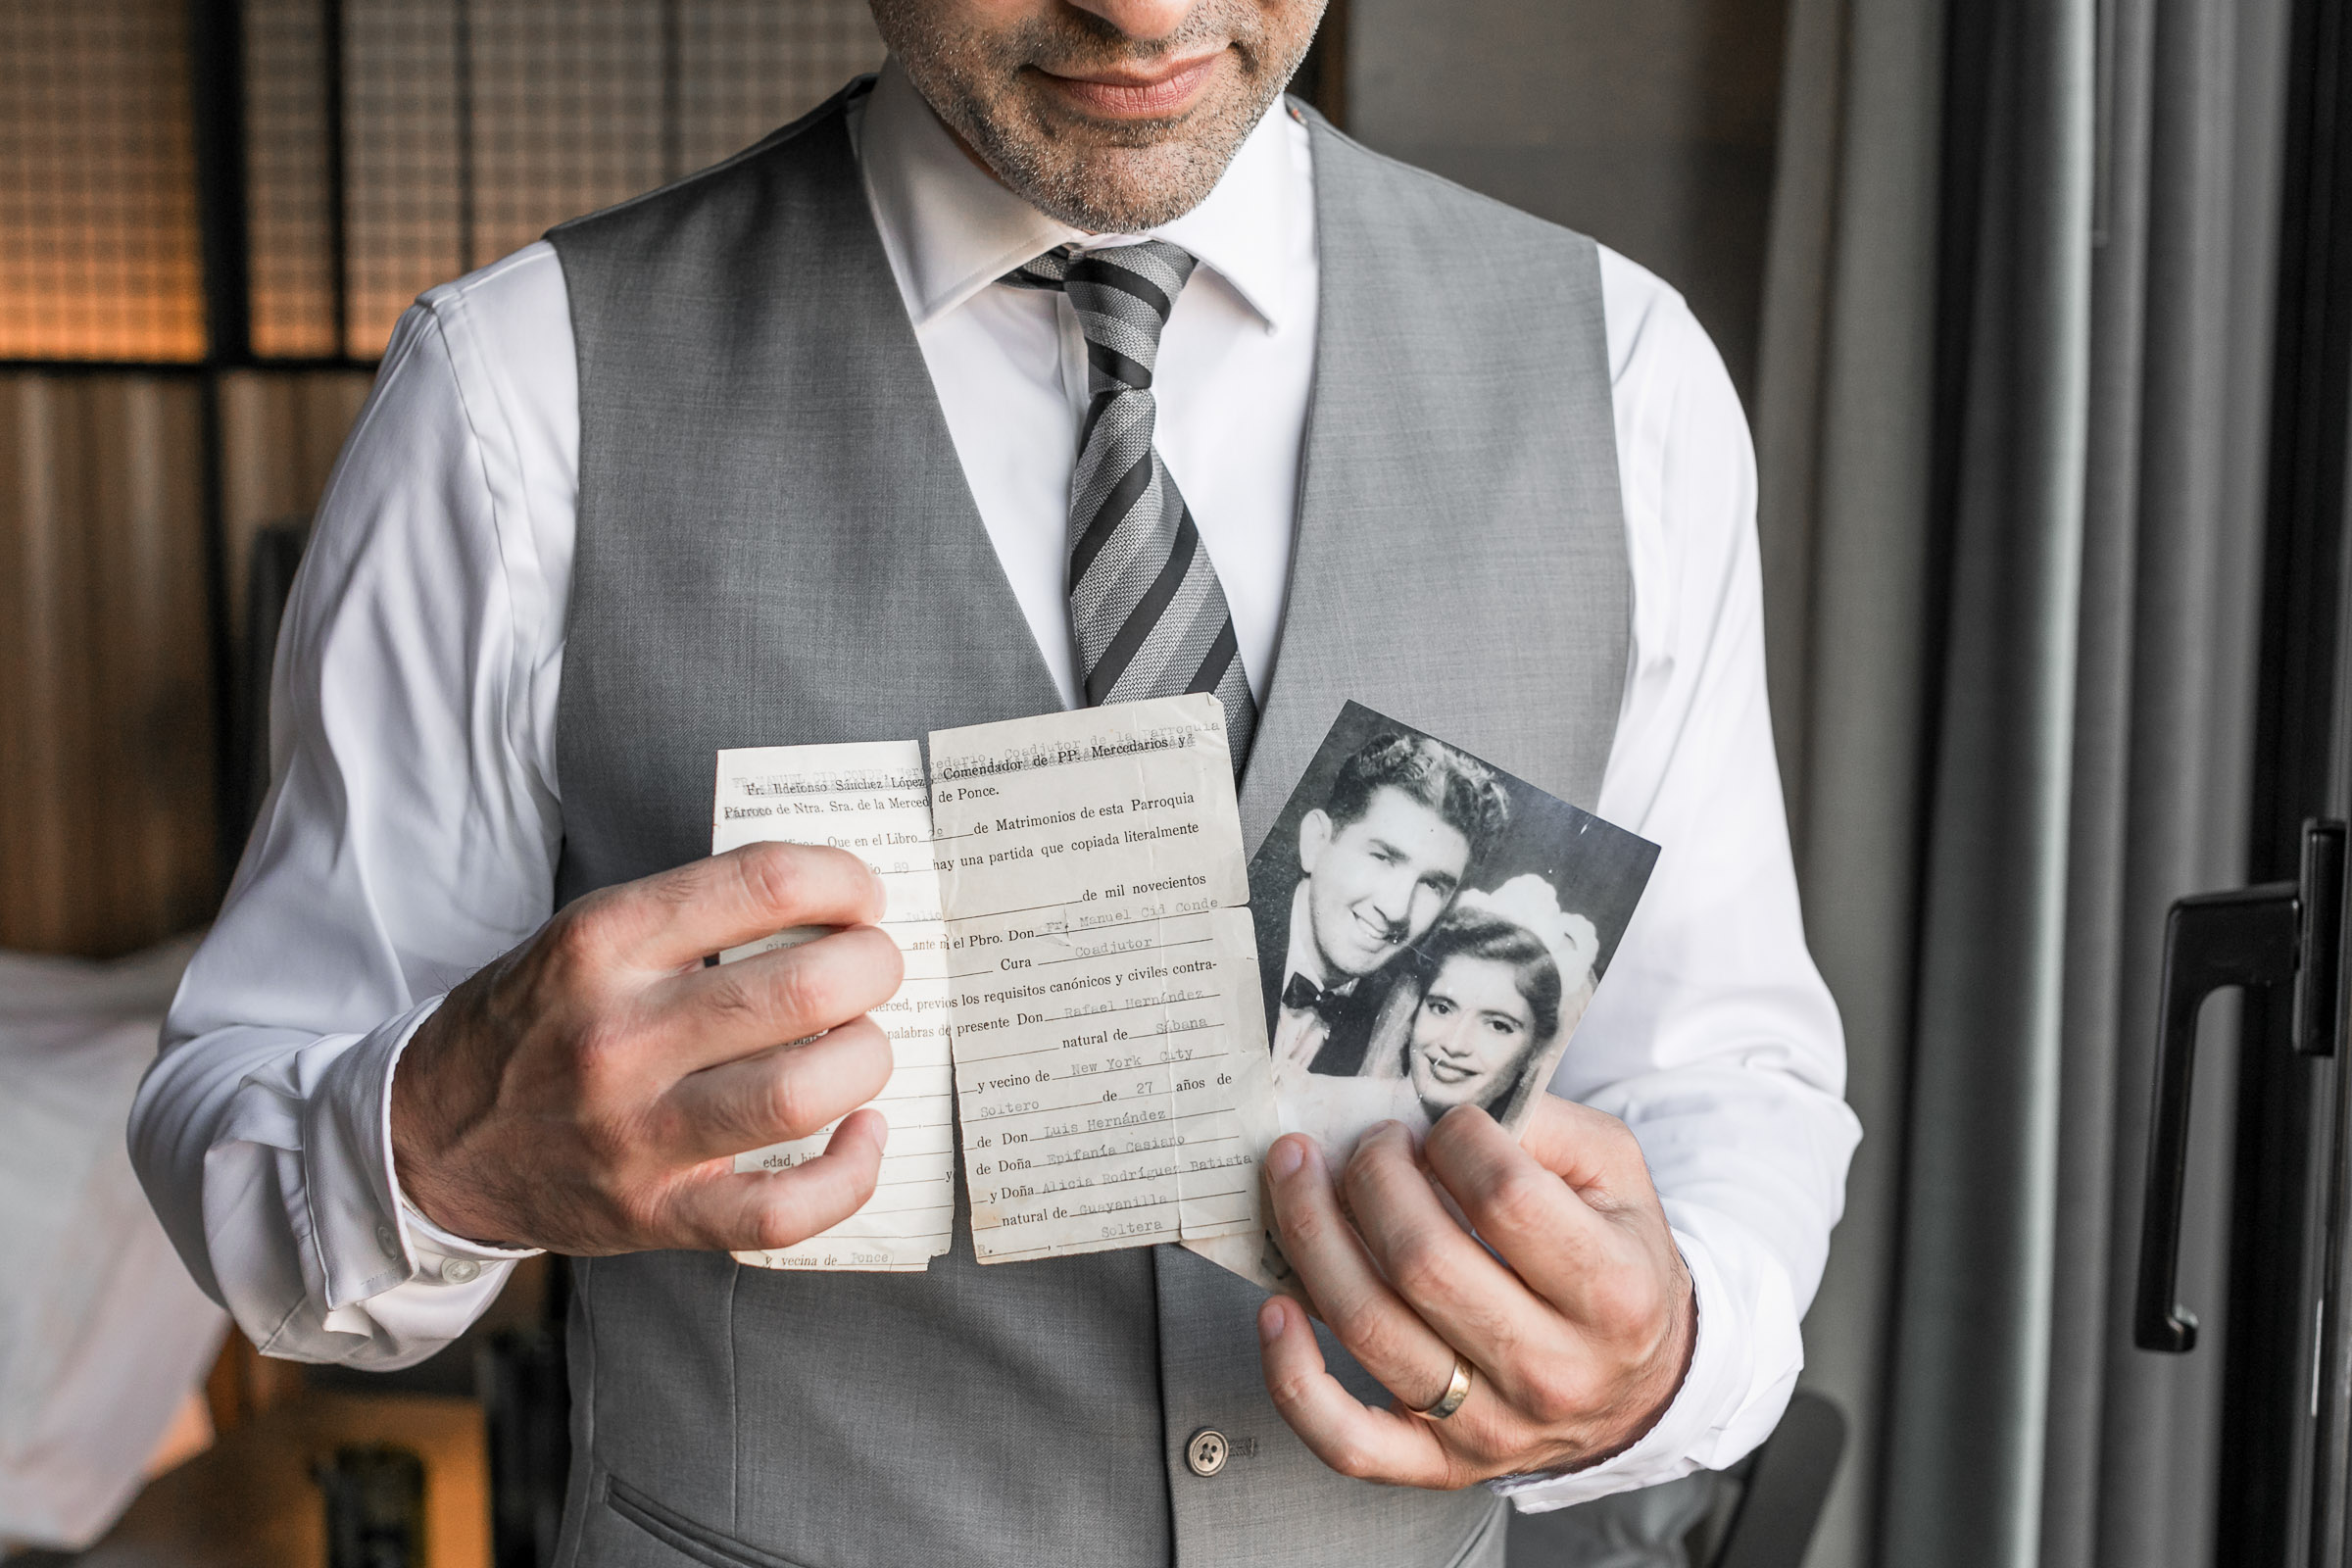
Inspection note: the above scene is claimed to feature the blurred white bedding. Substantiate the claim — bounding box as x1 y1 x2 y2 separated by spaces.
0 934 225 1550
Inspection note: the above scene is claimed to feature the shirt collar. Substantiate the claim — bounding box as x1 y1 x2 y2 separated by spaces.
858 56 1297 332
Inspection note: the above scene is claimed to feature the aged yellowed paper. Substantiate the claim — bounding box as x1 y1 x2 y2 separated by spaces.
711 741 956 1272
928 694 1279 1264
705 698 1279 1274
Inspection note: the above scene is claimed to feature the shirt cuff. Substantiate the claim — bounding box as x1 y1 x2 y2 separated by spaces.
299 993 538 1315
1490 1224 1793 1511
398 1196 542 1272
379 1002 544 1274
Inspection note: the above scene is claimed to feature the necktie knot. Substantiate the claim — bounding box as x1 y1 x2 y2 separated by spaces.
1004 240 1199 392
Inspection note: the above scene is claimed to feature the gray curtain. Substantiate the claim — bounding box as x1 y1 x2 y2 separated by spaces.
1882 0 2098 1562
1760 0 2292 1561
2042 0 2288 1562
1751 0 1946 1557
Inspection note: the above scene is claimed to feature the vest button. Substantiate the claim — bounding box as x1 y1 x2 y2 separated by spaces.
1186 1428 1230 1478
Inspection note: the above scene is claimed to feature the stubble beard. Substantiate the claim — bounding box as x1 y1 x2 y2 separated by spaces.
868 1 1323 233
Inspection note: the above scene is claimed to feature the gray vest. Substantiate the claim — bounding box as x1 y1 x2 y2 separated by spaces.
545 79 1629 1568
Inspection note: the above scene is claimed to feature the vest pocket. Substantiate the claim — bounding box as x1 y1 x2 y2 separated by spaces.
604 1474 813 1568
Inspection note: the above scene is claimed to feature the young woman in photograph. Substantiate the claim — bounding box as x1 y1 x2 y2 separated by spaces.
1275 875 1598 1150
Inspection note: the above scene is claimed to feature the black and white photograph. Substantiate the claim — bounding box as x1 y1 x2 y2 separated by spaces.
1249 703 1657 1154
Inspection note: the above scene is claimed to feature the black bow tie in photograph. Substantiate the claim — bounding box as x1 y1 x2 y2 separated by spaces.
1281 971 1358 1022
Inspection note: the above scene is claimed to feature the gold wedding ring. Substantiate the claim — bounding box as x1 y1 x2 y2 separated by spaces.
1413 1353 1474 1421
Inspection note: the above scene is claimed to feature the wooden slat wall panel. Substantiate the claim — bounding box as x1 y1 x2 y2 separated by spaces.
0 368 372 959
0 372 215 956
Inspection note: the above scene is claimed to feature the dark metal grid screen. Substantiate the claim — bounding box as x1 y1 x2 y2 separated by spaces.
0 0 208 361
246 0 885 361
245 0 341 357
339 0 466 359
0 0 880 365
674 2 889 173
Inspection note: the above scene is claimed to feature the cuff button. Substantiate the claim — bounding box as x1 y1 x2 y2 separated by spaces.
439 1257 482 1285
376 1223 400 1257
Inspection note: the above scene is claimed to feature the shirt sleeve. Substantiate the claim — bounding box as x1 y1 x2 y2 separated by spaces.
128 245 576 1368
1494 253 1860 1510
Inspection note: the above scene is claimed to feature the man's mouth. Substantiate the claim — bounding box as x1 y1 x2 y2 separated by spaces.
1351 907 1400 951
1032 49 1228 119
1422 1052 1475 1086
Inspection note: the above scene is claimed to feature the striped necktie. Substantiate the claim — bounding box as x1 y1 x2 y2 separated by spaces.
1003 240 1257 770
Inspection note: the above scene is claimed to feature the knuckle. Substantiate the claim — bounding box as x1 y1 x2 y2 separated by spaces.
1327 1440 1381 1481
1320 1293 1386 1353
1483 1168 1559 1235
543 905 611 977
1585 1265 1661 1336
760 1065 824 1140
752 1203 809 1252
754 1170 863 1250
566 1015 638 1083
700 970 768 1029
771 952 846 1030
1384 1234 1449 1300
1528 1362 1602 1427
855 925 906 991
1343 1137 1392 1190
1265 1363 1316 1415
1276 1194 1332 1249
738 843 809 920
1520 1367 1587 1427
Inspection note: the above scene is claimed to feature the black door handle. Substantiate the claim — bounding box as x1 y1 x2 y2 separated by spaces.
2134 820 2344 1352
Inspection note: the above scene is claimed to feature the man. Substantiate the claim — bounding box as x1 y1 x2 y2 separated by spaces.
131 1 1858 1564
1264 732 1509 1079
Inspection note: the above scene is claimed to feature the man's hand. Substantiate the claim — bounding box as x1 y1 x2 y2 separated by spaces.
390 843 904 1255
1257 1097 1695 1489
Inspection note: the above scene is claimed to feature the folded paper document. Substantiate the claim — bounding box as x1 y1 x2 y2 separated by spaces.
713 694 1277 1271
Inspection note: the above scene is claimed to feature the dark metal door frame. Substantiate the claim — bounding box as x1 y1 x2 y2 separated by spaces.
2212 0 2352 1553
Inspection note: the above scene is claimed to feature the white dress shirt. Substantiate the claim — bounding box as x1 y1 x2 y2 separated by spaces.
131 60 1859 1512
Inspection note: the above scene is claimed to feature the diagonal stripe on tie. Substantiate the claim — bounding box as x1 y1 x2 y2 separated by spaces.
1002 239 1259 771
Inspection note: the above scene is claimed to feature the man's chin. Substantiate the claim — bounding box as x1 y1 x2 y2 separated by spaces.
989 136 1238 232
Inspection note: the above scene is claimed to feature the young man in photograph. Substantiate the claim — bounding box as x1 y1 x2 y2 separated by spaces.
131 1 1859 1563
1266 732 1510 1078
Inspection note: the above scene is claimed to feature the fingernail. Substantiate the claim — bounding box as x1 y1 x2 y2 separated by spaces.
1268 1139 1303 1180
1258 1298 1287 1345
